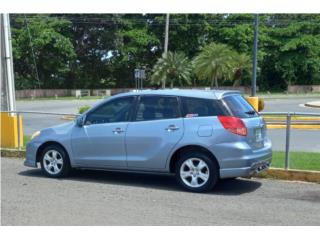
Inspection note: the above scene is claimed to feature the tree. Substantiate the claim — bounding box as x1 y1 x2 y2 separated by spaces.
151 51 192 88
193 43 234 87
10 14 320 91
11 15 76 89
232 53 252 86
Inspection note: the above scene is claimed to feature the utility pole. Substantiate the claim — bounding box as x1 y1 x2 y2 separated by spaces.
1 13 16 112
162 13 170 88
251 14 259 97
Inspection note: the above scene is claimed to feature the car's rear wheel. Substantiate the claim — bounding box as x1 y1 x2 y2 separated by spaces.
40 144 71 178
175 152 219 192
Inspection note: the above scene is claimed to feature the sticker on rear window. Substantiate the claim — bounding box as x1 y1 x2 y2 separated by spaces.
185 113 199 118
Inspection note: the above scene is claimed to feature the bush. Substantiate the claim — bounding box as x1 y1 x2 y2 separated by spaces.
78 105 91 114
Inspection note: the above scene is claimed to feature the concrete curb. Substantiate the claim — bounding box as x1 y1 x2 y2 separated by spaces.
257 168 320 183
1 149 320 184
1 148 26 158
61 115 76 121
305 101 320 108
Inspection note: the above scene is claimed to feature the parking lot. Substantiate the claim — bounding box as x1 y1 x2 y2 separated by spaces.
2 157 320 225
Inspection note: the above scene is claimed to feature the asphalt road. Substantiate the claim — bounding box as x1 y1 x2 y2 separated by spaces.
16 98 320 152
1 157 320 225
262 97 320 113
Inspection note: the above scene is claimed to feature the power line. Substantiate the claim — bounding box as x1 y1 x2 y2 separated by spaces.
23 14 41 89
18 15 320 26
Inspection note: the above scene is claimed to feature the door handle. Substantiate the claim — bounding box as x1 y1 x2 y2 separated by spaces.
165 125 179 132
112 127 125 134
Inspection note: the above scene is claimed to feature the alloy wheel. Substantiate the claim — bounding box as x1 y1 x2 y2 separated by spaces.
179 158 210 188
43 150 63 175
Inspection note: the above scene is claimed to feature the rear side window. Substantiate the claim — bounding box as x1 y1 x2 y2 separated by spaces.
135 96 180 121
181 97 226 118
223 95 258 118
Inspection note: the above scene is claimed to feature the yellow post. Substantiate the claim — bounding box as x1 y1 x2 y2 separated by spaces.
246 96 259 112
0 112 24 148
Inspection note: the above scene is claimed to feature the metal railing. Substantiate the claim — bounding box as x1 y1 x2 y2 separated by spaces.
2 110 320 170
260 112 320 169
2 111 79 150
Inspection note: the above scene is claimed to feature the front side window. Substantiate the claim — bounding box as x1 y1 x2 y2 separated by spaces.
181 97 226 118
135 96 180 121
85 97 134 125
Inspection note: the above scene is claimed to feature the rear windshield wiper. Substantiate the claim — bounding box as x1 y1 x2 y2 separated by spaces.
245 110 256 115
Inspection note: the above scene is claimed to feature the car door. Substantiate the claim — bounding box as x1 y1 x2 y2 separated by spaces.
71 96 135 168
125 95 184 169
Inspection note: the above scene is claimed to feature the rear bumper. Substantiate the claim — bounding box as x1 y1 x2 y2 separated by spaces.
219 158 271 179
213 138 272 179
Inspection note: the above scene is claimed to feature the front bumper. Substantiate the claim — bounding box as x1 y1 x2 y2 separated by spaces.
24 140 41 168
24 159 37 168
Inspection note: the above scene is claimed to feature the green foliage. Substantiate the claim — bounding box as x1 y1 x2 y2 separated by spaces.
151 51 193 88
275 35 320 85
10 14 320 91
193 43 235 87
232 52 252 86
12 15 76 89
78 105 91 114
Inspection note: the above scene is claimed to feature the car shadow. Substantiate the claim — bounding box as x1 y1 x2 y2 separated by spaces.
19 168 262 195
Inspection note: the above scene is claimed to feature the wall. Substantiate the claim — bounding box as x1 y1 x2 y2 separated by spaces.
288 85 320 93
15 86 256 99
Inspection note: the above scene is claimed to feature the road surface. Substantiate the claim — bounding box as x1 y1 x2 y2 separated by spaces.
1 157 320 225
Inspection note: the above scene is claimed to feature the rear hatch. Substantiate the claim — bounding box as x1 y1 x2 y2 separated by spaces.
222 94 266 150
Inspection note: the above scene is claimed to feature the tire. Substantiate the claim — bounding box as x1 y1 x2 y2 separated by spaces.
175 151 219 193
40 144 71 178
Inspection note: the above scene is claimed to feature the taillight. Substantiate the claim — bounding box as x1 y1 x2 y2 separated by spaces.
218 116 247 136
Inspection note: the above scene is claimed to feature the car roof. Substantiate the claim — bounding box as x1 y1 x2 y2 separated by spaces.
113 89 241 100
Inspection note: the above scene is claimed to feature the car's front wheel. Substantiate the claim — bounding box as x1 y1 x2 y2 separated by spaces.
40 144 71 178
175 152 219 192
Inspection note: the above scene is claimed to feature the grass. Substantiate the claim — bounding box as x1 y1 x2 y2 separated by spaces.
21 135 31 149
272 151 320 171
18 136 320 171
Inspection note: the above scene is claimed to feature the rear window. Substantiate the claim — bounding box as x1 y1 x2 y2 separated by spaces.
181 97 226 117
223 95 258 118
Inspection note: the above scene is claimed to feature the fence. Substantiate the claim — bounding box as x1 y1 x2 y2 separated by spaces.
2 110 320 171
260 112 320 169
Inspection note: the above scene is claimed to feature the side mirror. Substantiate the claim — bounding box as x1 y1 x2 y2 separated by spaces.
76 115 85 127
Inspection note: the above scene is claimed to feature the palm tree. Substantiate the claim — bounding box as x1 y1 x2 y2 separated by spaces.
193 43 234 88
151 51 192 88
232 53 252 87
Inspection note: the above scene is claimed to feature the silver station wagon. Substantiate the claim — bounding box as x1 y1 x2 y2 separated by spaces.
25 89 272 192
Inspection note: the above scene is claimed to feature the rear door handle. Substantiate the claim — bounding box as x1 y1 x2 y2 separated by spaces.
112 127 125 134
165 125 179 132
